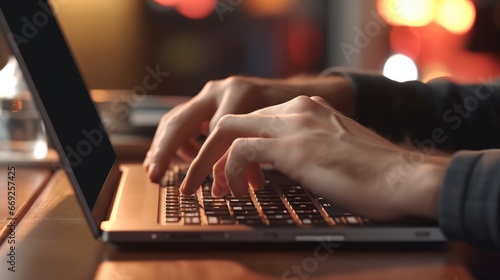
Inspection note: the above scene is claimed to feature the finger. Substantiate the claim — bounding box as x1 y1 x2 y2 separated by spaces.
212 152 230 197
176 138 201 162
208 87 260 133
247 163 264 191
143 103 187 169
180 114 284 194
224 138 278 197
212 156 263 197
148 97 216 182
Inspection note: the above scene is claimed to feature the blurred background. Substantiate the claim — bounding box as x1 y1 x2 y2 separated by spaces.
1 0 500 160
2 0 499 97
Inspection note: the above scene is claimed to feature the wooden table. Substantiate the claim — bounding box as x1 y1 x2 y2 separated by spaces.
1 168 499 280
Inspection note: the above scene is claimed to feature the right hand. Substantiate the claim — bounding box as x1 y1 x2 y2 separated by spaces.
143 75 354 182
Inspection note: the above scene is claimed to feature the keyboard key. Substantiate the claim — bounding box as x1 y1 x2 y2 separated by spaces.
166 217 180 223
346 216 360 225
266 214 292 220
184 217 201 225
204 205 229 211
238 219 265 226
333 217 345 225
302 219 312 225
183 212 200 217
261 205 287 210
256 197 283 202
294 209 319 214
262 209 288 215
231 206 257 211
181 207 199 212
289 201 314 205
207 216 219 225
235 215 261 220
205 210 230 215
268 219 296 226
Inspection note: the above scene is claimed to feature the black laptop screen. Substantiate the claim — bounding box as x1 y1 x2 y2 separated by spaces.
0 0 116 210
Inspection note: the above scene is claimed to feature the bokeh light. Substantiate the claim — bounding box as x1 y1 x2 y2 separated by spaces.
421 63 452 82
377 0 437 27
436 0 476 34
244 0 294 17
176 0 216 20
383 54 418 82
33 139 48 159
389 26 421 59
154 0 180 7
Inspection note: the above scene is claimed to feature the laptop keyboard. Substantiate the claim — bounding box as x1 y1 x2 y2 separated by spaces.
161 168 369 227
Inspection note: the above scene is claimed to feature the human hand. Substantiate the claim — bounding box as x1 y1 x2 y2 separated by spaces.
180 96 450 221
144 75 354 182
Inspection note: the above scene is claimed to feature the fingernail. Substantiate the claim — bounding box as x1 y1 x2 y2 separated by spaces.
211 184 221 197
180 181 189 195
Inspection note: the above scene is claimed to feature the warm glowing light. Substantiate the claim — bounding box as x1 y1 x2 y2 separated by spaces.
421 64 452 82
33 139 48 159
383 54 418 82
244 0 294 17
154 0 180 7
389 27 421 59
176 0 215 20
436 0 476 34
0 57 18 99
377 0 437 27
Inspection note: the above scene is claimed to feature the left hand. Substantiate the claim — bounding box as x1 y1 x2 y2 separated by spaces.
180 96 450 221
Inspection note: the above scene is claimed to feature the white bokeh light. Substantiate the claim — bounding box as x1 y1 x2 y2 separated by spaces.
383 54 419 82
33 139 48 159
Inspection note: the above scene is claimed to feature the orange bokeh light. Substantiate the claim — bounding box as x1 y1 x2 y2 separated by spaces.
244 0 294 17
436 0 476 34
389 26 421 59
154 0 180 7
176 0 215 20
155 0 215 19
377 0 437 27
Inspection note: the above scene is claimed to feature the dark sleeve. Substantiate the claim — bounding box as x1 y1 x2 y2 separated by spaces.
322 68 500 152
440 150 500 249
321 68 500 248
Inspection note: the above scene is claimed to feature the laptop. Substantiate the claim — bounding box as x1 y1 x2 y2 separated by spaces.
0 0 445 244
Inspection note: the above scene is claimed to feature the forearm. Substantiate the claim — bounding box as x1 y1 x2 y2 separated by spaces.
322 68 500 151
439 150 500 249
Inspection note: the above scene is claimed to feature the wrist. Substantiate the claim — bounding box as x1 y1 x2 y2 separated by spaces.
393 154 451 219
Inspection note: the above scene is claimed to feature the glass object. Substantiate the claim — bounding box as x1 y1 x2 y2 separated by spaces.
0 56 48 160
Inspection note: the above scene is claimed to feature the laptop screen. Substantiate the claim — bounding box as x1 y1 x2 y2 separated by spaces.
0 0 116 211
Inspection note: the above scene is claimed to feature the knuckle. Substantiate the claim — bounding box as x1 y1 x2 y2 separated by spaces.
164 113 181 131
294 113 316 128
216 114 238 129
291 95 318 112
225 76 247 87
200 80 221 98
225 76 259 94
232 138 256 161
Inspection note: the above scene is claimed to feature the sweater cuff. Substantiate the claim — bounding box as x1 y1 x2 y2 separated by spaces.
439 150 500 248
321 67 430 141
